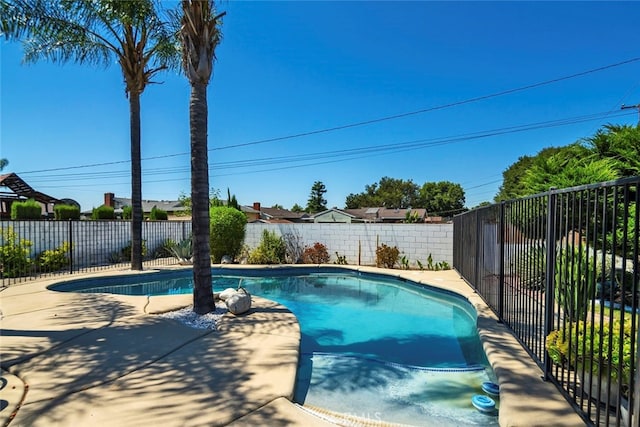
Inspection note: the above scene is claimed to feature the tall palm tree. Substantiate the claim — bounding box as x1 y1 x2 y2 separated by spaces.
179 0 223 314
1 0 178 270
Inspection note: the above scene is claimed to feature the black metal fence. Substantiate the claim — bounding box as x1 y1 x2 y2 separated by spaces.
0 219 192 286
454 176 639 426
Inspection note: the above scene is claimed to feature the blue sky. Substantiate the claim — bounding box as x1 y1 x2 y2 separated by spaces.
2 1 640 213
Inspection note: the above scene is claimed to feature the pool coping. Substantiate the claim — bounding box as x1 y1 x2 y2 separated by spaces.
0 264 586 427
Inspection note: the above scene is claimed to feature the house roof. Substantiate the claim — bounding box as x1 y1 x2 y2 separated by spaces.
343 207 427 222
260 207 308 220
313 208 356 218
112 197 187 213
0 173 60 205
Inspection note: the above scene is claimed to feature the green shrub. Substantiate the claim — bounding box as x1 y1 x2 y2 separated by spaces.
333 252 348 265
167 238 193 264
92 205 115 220
122 206 132 220
376 243 399 268
0 227 32 277
121 240 147 260
54 204 80 220
302 242 330 264
36 242 71 272
149 206 168 220
210 206 247 263
153 238 176 258
248 230 286 264
11 199 42 219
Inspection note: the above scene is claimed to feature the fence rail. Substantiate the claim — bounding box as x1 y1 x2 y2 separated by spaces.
454 176 639 426
0 219 192 286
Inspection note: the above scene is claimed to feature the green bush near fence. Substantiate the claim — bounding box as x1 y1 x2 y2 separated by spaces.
150 206 168 220
0 227 32 278
36 242 71 272
248 230 287 264
11 199 42 220
210 206 246 262
92 205 115 220
54 204 80 220
121 240 147 261
122 206 132 219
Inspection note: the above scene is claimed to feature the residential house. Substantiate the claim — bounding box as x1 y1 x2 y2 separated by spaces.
245 202 309 223
343 207 428 223
312 208 356 223
101 192 189 220
0 173 60 219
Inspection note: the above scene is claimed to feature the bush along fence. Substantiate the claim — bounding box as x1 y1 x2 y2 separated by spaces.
454 176 639 427
0 220 453 287
0 220 192 286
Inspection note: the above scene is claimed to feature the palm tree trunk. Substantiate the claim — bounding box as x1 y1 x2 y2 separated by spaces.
190 81 214 314
130 91 143 271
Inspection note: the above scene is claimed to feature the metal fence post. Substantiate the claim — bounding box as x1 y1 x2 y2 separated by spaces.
543 188 557 380
68 218 74 274
474 208 481 289
498 202 505 321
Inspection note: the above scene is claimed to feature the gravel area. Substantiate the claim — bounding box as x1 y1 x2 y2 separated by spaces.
157 301 228 329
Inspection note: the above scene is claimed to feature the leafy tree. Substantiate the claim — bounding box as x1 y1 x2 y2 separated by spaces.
178 0 224 314
345 177 418 209
226 188 240 210
271 204 283 209
418 181 465 216
177 192 192 216
521 144 619 195
584 124 640 177
0 158 8 171
291 203 304 213
209 206 246 263
1 0 179 270
307 181 327 213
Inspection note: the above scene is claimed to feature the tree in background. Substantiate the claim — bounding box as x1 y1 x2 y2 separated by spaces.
178 0 224 314
1 0 178 271
345 177 418 209
307 181 327 213
495 124 639 200
0 159 8 171
520 144 619 195
271 204 283 209
417 181 466 216
291 203 304 213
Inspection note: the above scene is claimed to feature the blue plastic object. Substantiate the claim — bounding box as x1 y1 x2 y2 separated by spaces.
481 381 500 396
472 394 496 413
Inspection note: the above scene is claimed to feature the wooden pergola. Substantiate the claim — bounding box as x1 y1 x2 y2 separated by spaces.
0 173 60 218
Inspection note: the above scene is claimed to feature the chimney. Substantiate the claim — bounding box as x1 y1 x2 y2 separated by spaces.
253 202 261 212
104 192 115 207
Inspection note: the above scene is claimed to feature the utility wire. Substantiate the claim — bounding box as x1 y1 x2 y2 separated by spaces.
25 109 636 185
17 56 640 176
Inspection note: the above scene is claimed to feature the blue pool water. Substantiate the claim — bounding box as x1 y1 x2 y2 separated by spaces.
51 268 499 426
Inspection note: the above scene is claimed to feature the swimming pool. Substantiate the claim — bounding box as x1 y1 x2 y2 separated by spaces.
51 267 499 426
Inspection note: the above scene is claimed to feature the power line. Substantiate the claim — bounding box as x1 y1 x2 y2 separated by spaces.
16 56 640 176
24 108 636 185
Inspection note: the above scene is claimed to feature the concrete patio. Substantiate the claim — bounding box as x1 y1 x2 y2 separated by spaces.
0 266 586 426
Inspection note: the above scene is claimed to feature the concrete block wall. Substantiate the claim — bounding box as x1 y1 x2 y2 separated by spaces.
2 220 452 269
244 223 453 267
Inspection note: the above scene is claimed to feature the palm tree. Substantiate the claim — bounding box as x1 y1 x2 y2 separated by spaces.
178 0 224 314
1 0 178 270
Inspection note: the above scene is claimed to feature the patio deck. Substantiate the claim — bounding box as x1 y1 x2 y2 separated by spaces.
0 266 585 426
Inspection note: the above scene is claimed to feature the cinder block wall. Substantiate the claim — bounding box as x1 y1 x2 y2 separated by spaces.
3 220 452 268
244 223 453 267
